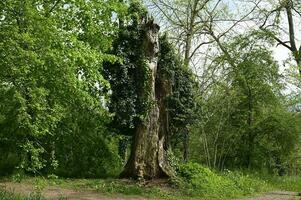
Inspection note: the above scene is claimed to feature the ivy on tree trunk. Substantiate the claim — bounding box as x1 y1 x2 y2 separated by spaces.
120 20 173 179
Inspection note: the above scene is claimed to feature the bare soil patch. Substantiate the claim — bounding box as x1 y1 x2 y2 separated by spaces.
1 181 300 200
241 191 300 200
0 181 147 200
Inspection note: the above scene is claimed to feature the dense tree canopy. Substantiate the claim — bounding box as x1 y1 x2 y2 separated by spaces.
0 0 124 176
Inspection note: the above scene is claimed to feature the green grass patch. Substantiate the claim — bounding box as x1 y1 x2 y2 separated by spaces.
10 177 188 200
264 176 301 192
0 190 45 200
2 166 300 200
173 163 271 199
13 164 272 199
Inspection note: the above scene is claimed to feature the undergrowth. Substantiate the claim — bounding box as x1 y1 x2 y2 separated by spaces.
0 190 44 200
2 163 300 200
172 163 270 199
264 175 301 192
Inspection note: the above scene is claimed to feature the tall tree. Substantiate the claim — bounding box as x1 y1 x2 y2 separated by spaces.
190 30 292 171
149 0 260 162
105 1 197 178
256 0 301 75
104 2 173 179
149 0 209 162
0 0 124 174
150 0 213 67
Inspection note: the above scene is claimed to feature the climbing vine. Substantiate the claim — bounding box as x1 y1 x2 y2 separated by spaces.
158 34 198 150
103 1 151 135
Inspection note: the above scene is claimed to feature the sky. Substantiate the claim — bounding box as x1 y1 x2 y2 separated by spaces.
146 0 301 93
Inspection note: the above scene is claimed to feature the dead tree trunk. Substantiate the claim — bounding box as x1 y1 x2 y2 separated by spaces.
120 20 173 179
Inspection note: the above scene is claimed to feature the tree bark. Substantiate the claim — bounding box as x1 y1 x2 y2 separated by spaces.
120 20 173 179
246 85 253 169
285 4 301 75
183 128 189 163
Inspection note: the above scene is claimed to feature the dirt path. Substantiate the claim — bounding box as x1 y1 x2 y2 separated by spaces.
0 181 300 200
0 182 147 200
241 191 300 200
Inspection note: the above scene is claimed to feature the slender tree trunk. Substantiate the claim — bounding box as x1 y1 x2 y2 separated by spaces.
181 1 200 162
184 34 192 67
285 4 301 76
120 20 173 179
183 128 189 163
296 57 301 76
246 85 253 169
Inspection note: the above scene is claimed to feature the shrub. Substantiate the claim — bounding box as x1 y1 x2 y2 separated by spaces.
223 171 270 195
174 163 270 198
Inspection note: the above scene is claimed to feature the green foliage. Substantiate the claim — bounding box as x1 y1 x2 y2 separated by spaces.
265 176 301 192
158 34 198 156
158 34 197 128
0 190 17 200
2 175 301 200
223 171 269 195
175 163 270 198
189 30 300 174
103 1 151 135
167 148 181 173
251 109 300 173
0 190 45 200
0 1 300 200
0 0 125 176
19 141 45 174
54 130 122 178
4 177 189 200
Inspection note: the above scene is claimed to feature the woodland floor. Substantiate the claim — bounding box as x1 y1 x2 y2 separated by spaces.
0 181 147 200
0 180 300 200
241 191 300 200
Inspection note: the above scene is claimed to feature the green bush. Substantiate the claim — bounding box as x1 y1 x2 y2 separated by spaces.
0 150 20 177
175 163 270 198
224 171 270 195
54 133 123 178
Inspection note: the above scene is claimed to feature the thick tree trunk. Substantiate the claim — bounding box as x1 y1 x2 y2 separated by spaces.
120 20 173 179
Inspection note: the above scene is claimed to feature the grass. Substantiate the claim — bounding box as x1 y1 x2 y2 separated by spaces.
172 163 271 199
0 190 46 200
12 177 189 200
264 176 301 192
0 164 300 200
